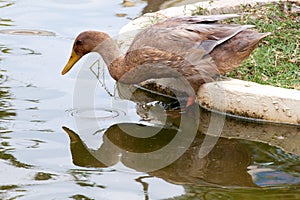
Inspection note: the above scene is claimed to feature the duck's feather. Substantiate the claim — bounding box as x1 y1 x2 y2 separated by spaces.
127 15 253 57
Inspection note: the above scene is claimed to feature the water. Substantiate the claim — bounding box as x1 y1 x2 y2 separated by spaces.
1 0 300 199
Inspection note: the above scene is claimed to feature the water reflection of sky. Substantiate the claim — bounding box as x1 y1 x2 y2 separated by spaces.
0 0 300 199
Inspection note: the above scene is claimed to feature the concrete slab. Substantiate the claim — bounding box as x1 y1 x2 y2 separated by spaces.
197 79 300 125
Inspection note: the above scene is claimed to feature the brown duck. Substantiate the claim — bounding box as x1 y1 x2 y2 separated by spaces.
61 14 269 100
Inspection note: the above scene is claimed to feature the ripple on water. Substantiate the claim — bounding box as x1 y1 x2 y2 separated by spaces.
68 107 126 120
0 29 56 36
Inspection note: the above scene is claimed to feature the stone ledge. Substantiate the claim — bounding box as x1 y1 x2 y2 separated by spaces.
197 79 300 125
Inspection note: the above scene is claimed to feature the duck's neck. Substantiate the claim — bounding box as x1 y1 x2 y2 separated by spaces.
93 37 126 81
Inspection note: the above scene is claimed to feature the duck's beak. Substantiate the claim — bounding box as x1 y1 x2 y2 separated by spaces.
61 50 81 75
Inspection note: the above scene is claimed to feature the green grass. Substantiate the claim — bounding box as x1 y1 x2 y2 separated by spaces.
193 1 300 90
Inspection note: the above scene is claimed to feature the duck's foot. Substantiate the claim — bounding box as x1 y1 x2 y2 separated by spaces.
186 96 196 108
161 96 196 119
161 96 195 110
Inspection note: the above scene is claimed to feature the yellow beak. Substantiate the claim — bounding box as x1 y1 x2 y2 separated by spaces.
61 50 81 75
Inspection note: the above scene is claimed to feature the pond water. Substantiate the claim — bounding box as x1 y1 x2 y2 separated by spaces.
1 0 300 199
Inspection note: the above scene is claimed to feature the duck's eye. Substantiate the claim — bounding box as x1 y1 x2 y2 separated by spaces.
76 40 83 46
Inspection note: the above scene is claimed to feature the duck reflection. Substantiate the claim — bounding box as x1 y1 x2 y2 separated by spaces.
63 122 256 187
116 81 300 156
64 80 300 189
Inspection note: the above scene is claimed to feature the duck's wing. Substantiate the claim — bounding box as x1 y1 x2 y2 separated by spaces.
128 15 253 57
169 23 254 54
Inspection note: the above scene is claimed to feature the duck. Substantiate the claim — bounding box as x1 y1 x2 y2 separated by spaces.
61 14 269 103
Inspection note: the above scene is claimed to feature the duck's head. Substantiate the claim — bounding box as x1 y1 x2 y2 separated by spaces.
61 31 109 75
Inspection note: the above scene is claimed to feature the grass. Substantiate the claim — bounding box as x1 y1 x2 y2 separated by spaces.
192 1 300 90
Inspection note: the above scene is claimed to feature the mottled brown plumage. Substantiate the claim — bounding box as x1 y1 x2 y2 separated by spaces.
61 14 269 94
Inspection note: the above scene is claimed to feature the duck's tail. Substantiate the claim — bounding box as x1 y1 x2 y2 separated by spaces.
248 32 271 47
210 29 271 74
